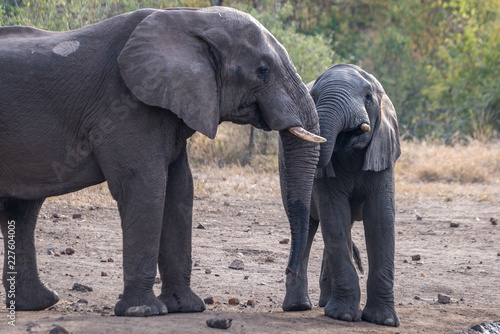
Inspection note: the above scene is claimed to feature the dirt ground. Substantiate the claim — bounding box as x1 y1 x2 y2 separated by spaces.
0 167 499 333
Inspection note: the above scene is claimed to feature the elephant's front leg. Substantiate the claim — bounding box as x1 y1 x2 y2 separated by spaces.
361 169 399 327
0 199 59 311
112 175 168 317
316 182 362 322
157 148 205 313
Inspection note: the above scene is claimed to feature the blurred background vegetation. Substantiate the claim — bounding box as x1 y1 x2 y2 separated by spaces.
2 0 499 168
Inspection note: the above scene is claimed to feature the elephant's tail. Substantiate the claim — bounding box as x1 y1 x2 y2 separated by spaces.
352 242 364 274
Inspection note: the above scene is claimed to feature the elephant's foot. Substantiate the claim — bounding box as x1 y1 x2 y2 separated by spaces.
324 299 362 322
158 289 205 313
114 291 167 317
362 304 399 327
10 280 59 311
282 293 312 311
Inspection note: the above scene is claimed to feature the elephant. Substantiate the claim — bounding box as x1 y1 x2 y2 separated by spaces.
0 7 325 316
280 64 401 326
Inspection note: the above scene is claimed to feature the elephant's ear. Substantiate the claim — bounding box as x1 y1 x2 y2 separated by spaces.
362 94 401 171
118 10 220 139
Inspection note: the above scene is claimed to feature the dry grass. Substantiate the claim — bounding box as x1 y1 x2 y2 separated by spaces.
45 140 500 207
396 140 500 203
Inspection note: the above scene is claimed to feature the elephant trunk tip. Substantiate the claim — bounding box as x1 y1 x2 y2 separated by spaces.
285 267 297 282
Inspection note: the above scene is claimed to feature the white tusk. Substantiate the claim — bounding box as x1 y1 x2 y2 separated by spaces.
288 127 327 143
360 123 371 132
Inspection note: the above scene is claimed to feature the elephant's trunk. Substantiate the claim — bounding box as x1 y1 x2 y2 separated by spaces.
279 130 319 279
317 102 346 168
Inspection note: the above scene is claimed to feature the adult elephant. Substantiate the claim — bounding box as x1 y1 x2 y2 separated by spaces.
0 7 324 316
280 64 401 326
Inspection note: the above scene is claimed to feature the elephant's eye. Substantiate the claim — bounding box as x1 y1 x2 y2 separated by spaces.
365 92 373 103
257 64 270 80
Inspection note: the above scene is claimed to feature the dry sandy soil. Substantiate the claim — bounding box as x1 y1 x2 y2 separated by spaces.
0 166 499 333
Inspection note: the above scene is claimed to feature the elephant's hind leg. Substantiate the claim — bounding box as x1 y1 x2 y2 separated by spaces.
0 198 59 311
157 148 205 313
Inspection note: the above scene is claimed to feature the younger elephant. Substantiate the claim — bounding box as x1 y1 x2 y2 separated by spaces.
281 64 401 326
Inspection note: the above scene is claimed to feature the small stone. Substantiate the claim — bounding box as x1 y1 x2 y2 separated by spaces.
467 266 472 269
125 305 151 317
247 299 255 306
420 272 426 277
54 252 61 257
154 276 161 284
72 283 93 292
228 298 239 305
49 325 69 334
438 293 451 304
244 275 249 280
223 202 230 206
416 214 423 221
206 317 232 329
204 296 214 304
412 254 421 261
236 210 243 216
205 268 212 274
101 271 108 277
72 214 82 219
47 248 56 255
450 222 460 228
65 247 75 255
77 298 88 304
229 259 244 270
53 213 60 218
403 259 409 263
414 295 421 300
197 223 207 229
279 238 290 244
491 217 498 225
107 257 114 262
53 218 59 223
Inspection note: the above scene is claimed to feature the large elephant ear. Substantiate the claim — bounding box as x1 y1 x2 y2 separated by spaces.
362 94 401 171
118 10 220 139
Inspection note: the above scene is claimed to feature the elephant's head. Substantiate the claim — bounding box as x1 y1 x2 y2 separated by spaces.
117 7 323 277
311 64 400 173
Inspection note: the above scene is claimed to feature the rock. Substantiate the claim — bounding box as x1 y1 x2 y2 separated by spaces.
229 259 244 270
65 247 75 255
77 298 88 304
236 210 243 216
228 297 239 305
438 293 451 304
197 223 207 229
411 254 421 261
279 238 290 244
491 217 498 225
204 296 214 304
206 317 232 329
416 214 423 221
47 248 56 255
247 299 255 306
125 305 151 317
107 257 114 262
101 271 108 277
450 222 460 228
414 295 421 300
52 213 60 219
54 252 61 257
49 325 69 334
403 259 409 263
72 283 93 292
72 214 82 219
205 268 212 274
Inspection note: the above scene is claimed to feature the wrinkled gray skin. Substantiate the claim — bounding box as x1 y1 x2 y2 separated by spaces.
0 7 320 316
280 64 401 326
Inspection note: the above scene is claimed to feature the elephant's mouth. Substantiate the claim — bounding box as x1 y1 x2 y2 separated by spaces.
334 128 366 152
